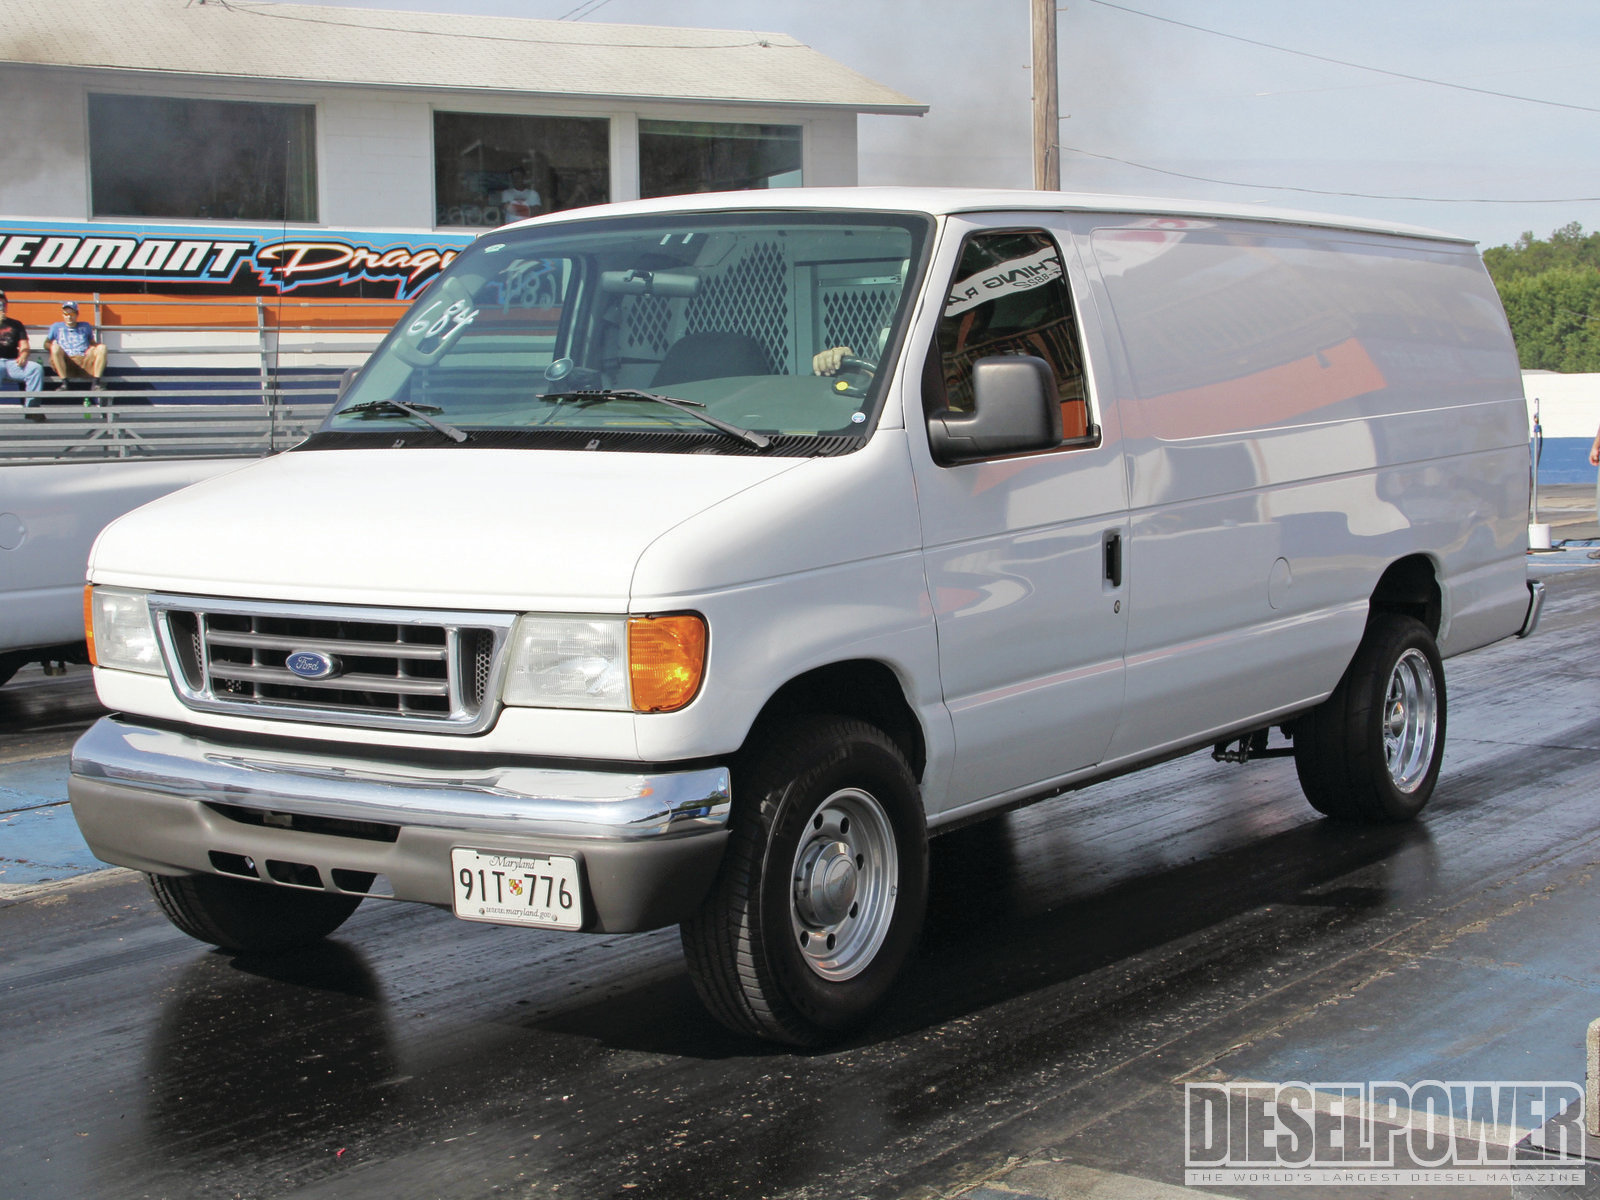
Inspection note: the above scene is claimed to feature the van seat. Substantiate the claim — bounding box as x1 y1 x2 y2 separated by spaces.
653 331 770 386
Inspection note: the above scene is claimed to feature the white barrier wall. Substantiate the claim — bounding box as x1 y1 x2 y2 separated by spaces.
1523 371 1600 483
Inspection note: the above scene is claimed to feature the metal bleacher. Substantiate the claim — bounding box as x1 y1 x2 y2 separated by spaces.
0 293 392 462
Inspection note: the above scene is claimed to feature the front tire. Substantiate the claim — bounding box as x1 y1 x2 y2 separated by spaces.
147 873 363 954
1294 614 1446 823
681 716 928 1045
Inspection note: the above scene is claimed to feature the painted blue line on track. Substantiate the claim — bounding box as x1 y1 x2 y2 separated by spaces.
0 755 106 887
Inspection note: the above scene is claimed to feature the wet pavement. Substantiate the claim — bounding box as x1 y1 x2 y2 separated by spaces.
1 554 1598 1199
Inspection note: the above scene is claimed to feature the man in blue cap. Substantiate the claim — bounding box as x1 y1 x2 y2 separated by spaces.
46 300 107 391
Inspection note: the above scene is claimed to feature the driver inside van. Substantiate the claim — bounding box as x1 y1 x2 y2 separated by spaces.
812 341 879 377
811 259 908 378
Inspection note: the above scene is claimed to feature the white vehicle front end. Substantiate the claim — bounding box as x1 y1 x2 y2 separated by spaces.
72 437 940 933
70 202 939 964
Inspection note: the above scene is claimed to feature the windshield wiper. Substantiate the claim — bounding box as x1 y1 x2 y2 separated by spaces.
541 389 771 450
340 398 469 444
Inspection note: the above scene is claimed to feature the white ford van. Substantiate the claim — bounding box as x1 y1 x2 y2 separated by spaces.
69 189 1543 1044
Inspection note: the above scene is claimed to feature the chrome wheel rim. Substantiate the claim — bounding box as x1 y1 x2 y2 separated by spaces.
1384 648 1438 793
789 787 898 981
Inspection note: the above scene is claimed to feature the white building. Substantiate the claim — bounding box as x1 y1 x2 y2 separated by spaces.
0 0 923 232
0 0 922 379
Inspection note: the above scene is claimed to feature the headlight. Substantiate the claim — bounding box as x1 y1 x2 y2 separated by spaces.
503 617 628 710
502 613 706 713
85 586 164 675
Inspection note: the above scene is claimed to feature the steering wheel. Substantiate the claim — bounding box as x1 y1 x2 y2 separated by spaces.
828 355 877 399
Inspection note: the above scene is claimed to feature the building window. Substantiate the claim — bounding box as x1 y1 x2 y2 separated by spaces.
88 94 317 222
434 112 609 227
639 121 802 199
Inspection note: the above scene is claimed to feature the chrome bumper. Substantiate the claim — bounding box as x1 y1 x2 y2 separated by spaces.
70 716 730 840
67 716 733 932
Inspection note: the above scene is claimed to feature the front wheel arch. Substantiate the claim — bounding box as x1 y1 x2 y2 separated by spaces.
740 659 927 784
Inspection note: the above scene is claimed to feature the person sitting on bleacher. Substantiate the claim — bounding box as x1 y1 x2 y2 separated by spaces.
0 291 45 398
46 300 107 392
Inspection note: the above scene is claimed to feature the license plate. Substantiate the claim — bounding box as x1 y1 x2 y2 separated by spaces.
450 848 583 930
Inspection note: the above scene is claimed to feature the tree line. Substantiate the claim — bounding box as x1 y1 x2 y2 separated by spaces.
1482 222 1600 372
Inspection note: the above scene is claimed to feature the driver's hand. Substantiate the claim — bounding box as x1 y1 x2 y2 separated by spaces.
812 346 854 376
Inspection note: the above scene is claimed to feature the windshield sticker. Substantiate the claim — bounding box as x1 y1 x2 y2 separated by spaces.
502 259 563 308
406 297 478 349
944 250 1063 317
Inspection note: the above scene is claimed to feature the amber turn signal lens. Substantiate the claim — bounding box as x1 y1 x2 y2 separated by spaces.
83 584 98 666
628 614 706 713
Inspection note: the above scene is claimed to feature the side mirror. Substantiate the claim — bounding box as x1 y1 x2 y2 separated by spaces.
336 368 359 401
927 355 1062 464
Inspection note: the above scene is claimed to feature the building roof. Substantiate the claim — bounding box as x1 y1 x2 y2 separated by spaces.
0 0 926 114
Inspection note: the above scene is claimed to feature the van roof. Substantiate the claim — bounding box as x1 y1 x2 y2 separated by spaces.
517 187 1474 246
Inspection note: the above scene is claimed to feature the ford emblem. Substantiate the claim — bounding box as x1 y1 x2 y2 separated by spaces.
285 650 340 680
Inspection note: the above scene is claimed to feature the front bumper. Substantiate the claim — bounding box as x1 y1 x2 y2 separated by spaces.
68 716 732 933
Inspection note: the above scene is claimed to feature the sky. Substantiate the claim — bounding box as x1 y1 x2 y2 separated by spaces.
260 0 1600 250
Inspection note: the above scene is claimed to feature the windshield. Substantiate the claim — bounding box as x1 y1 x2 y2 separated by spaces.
317 210 930 454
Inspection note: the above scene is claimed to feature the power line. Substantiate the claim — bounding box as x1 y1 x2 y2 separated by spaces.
1058 143 1600 204
226 3 772 50
560 0 619 19
1079 0 1600 116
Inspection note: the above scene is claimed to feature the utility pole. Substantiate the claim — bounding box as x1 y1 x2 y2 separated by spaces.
1032 0 1059 191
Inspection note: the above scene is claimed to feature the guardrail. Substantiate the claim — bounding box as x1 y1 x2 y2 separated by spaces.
0 377 337 461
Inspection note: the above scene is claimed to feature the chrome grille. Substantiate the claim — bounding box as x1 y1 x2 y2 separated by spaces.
150 596 517 734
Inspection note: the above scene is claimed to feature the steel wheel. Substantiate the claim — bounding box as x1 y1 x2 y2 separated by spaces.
681 715 928 1045
789 787 899 982
1384 647 1438 793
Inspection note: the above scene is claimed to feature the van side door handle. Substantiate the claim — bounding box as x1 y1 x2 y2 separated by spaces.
1103 530 1123 588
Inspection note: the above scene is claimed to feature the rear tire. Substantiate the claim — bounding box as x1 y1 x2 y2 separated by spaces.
681 716 928 1045
147 872 363 954
1294 614 1446 823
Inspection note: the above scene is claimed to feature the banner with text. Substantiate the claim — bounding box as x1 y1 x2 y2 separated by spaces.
0 221 475 302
